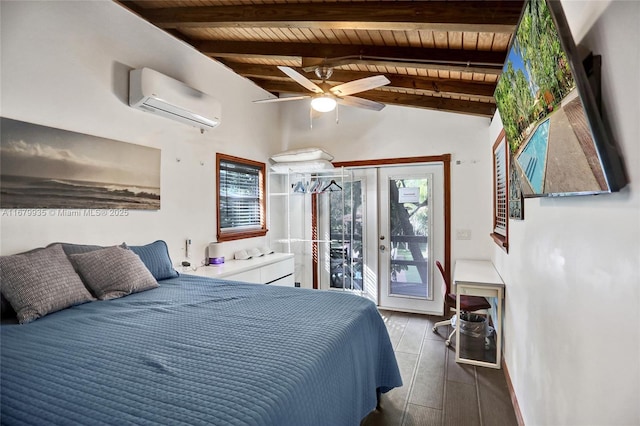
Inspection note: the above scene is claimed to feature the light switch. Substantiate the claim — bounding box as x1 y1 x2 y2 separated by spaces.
456 229 472 240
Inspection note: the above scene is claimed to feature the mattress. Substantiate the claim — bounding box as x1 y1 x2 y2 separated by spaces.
0 275 402 425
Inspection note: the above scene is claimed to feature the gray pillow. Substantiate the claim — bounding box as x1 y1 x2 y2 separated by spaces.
0 244 95 324
70 246 159 300
48 242 107 257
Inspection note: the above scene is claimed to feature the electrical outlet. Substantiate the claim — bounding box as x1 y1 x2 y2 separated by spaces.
456 229 472 240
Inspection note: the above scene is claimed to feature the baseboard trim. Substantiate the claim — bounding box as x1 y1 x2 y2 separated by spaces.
502 358 525 426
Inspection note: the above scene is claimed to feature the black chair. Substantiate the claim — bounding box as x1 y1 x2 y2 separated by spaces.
432 260 491 346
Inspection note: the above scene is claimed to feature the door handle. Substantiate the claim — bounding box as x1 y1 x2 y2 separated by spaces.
379 245 386 251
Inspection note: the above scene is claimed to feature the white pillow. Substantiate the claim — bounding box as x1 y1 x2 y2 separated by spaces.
270 147 333 163
270 160 334 173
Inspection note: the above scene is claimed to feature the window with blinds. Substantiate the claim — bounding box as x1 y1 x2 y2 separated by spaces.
491 131 509 251
216 153 266 242
494 139 507 235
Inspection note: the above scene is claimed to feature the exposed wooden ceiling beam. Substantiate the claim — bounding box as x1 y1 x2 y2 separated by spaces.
252 79 495 117
116 1 144 16
197 40 506 69
300 57 502 76
115 0 512 117
355 91 495 117
225 62 496 99
127 1 522 33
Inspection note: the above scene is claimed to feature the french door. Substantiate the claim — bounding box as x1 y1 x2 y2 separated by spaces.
377 165 444 313
319 163 445 315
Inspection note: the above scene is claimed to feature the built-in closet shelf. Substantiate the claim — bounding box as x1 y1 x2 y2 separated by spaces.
274 239 337 244
269 171 350 178
267 166 355 288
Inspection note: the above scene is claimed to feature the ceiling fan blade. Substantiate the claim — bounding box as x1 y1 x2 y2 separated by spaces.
277 66 324 94
330 75 390 97
338 96 386 111
253 95 310 104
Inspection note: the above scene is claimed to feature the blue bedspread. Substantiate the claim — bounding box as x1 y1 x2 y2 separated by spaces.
1 275 402 425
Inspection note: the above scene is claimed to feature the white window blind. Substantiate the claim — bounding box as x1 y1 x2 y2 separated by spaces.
219 159 262 230
494 139 508 236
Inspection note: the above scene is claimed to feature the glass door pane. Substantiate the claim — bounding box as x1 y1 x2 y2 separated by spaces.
328 180 363 291
388 178 430 298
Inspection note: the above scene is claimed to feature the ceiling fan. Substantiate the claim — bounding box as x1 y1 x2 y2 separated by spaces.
254 66 390 112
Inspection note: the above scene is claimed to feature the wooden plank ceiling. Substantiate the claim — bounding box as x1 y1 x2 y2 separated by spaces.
116 0 525 117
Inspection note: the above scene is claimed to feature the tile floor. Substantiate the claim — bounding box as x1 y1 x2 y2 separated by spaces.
361 310 519 426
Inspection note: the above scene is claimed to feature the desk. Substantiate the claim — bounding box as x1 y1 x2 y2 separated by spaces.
454 259 505 369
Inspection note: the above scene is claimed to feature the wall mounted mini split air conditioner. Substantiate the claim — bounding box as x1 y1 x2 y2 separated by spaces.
129 67 221 131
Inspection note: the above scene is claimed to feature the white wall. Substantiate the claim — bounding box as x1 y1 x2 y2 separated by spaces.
491 1 640 424
0 1 281 264
279 101 495 267
7 2 636 422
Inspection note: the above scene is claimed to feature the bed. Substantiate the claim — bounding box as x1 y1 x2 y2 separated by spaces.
0 242 402 426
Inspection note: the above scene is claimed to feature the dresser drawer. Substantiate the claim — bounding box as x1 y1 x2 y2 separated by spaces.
227 268 261 284
261 257 295 284
267 274 295 287
192 254 294 285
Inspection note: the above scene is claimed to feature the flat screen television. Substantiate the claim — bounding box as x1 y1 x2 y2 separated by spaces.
494 0 627 197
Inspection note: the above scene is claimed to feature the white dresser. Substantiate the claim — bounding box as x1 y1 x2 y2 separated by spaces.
184 253 295 287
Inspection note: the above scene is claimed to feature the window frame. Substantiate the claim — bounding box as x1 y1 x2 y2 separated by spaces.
216 153 267 242
491 130 509 252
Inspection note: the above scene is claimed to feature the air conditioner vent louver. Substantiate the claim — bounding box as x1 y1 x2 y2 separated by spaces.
129 68 221 131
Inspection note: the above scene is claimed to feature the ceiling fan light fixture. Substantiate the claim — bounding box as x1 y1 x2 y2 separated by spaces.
311 95 337 112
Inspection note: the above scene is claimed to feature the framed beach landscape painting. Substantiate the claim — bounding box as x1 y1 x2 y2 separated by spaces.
0 117 160 210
